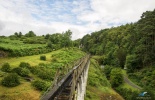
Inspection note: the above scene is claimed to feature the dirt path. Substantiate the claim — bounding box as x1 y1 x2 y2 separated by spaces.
123 76 142 90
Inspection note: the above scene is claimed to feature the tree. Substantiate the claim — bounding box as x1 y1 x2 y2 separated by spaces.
25 31 36 37
45 34 50 39
62 30 72 47
125 54 142 73
19 32 22 38
110 68 123 87
116 48 127 68
136 10 155 66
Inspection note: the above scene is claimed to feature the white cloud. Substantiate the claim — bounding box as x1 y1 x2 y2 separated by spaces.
0 0 155 39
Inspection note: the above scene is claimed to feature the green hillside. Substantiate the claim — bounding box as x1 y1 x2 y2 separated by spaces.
0 48 85 100
85 57 124 100
82 9 155 99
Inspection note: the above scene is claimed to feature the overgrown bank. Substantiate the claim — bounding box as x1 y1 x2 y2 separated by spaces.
85 57 124 100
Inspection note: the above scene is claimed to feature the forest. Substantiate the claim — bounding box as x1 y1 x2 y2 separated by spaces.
81 9 155 99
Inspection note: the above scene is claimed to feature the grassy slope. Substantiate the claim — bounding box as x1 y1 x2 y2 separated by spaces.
85 57 124 100
0 52 52 67
0 48 85 100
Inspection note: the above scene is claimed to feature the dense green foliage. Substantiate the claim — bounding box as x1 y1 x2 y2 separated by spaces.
0 30 77 57
115 87 155 100
30 66 55 81
1 73 20 87
103 65 113 79
40 55 46 61
32 80 50 91
81 9 155 69
85 57 123 100
110 68 123 87
128 67 155 91
13 67 30 77
1 63 11 72
0 38 49 57
87 58 110 88
81 10 155 92
82 9 155 98
104 66 123 87
47 30 73 49
19 62 31 68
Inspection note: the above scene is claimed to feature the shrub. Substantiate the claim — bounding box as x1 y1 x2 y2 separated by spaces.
19 62 30 68
32 80 50 91
19 68 30 77
1 63 11 72
37 70 54 80
12 67 30 77
1 73 20 87
40 55 46 61
110 68 123 87
12 67 22 74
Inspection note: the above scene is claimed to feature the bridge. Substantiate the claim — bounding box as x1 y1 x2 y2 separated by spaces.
41 55 90 100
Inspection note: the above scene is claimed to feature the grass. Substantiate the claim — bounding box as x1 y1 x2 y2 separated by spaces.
0 81 40 100
85 57 124 100
0 48 85 67
0 48 85 100
0 51 57 67
0 38 46 50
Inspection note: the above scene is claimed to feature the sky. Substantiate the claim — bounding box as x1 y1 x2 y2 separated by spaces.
0 0 155 40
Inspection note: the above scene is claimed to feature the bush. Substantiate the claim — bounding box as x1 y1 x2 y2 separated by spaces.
1 73 20 87
37 69 54 80
32 80 50 91
19 68 30 77
12 67 21 74
12 67 30 77
1 63 11 72
30 66 55 80
19 62 30 68
110 68 123 87
40 55 46 61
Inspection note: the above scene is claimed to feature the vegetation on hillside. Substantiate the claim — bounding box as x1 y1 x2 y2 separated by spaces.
85 57 124 100
81 9 155 93
0 30 78 57
0 48 85 100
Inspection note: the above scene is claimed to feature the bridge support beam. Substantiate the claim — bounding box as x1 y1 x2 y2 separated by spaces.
77 61 90 100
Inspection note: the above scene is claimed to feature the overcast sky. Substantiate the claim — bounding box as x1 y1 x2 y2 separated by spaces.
0 0 155 40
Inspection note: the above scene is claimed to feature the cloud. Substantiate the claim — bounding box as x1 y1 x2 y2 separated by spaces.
0 0 155 39
0 21 5 31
